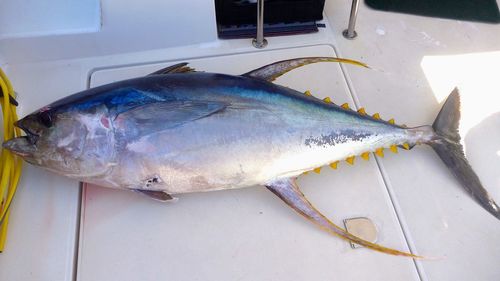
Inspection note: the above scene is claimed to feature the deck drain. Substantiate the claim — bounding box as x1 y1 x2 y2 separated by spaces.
343 217 378 249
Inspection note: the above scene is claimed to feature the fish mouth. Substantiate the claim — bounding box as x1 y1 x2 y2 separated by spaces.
2 121 38 157
15 120 40 145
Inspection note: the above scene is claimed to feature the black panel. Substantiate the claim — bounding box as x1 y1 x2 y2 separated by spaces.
365 0 500 23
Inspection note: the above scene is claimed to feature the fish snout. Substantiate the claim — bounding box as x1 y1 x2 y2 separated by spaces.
3 137 36 158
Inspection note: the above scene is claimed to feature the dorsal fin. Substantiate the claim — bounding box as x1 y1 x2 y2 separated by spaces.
148 62 196 76
242 57 369 82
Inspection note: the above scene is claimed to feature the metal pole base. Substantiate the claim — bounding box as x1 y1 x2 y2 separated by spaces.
342 29 358 40
252 38 268 49
343 0 360 40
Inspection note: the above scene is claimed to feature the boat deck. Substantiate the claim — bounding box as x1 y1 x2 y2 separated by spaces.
1 1 499 280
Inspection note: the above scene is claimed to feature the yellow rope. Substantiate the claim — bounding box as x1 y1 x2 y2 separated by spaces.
0 67 23 252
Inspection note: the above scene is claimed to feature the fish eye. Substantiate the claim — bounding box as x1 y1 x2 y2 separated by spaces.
38 111 52 127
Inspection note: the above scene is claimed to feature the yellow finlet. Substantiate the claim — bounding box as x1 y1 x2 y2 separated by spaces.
323 97 332 103
313 167 322 174
390 145 398 153
375 148 384 157
357 108 366 115
302 171 309 175
304 90 312 96
361 152 370 160
402 143 410 150
388 118 395 124
345 156 355 165
329 161 339 170
372 113 381 120
341 103 350 109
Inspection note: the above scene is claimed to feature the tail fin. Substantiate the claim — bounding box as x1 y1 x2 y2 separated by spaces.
430 88 500 220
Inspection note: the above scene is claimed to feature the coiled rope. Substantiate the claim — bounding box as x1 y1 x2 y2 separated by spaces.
0 67 23 253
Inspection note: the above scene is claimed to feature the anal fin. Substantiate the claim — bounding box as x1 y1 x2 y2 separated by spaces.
265 178 422 258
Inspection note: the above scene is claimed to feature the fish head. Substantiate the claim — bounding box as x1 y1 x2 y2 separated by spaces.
4 106 115 178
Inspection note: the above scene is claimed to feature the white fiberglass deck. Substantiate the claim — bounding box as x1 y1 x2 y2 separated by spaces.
0 1 499 280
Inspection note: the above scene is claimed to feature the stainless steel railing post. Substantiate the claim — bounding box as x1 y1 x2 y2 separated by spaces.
343 0 359 39
252 0 268 48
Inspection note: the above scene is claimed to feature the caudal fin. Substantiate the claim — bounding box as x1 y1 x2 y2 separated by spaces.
430 88 500 220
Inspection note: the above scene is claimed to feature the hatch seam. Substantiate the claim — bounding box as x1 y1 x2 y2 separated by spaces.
331 43 427 281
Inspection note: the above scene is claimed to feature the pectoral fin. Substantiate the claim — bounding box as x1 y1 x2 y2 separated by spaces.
243 57 369 82
265 178 422 258
115 100 227 138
